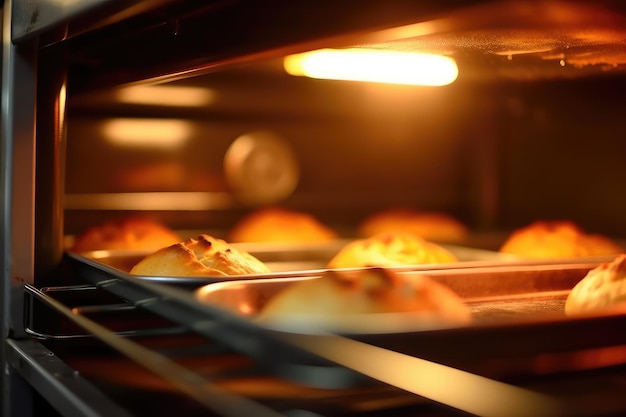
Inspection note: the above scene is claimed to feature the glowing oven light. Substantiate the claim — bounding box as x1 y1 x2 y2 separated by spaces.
102 118 192 149
115 85 215 107
284 48 459 86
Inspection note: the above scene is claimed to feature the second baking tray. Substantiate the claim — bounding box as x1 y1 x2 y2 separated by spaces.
65 251 626 394
194 262 626 381
65 239 599 286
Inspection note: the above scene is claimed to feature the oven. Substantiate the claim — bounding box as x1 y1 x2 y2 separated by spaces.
4 0 626 416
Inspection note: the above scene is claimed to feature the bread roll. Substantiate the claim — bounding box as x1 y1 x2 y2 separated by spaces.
228 207 337 243
70 217 182 252
359 208 468 242
130 234 270 276
257 268 471 326
500 221 623 259
328 232 458 269
565 254 626 314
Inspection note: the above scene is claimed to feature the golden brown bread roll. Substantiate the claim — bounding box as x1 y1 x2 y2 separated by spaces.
70 217 182 252
565 254 626 314
130 234 270 276
327 232 458 269
228 207 338 243
257 268 471 326
500 220 623 259
358 208 468 242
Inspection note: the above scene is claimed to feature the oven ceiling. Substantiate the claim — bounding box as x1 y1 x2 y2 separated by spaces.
47 0 626 93
354 1 626 81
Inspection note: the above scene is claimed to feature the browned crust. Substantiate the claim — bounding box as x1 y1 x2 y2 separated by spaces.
566 254 626 314
228 207 337 242
258 268 471 324
328 232 458 269
500 220 623 259
358 208 468 242
130 234 270 277
71 217 182 252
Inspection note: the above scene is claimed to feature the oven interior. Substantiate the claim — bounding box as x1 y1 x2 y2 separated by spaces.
6 1 626 416
60 0 626 238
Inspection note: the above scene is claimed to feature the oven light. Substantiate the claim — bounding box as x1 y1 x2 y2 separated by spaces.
102 118 191 149
64 192 234 211
283 49 458 86
115 85 215 107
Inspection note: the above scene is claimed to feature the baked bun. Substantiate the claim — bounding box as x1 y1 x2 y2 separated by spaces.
130 234 270 276
500 221 623 259
228 207 338 243
70 217 182 252
328 232 458 269
565 254 626 314
257 268 471 327
358 208 468 242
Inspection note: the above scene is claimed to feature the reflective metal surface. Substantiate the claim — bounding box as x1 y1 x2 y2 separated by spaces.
11 0 172 43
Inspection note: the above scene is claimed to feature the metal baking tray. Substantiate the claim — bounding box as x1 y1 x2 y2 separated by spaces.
194 262 626 380
196 263 589 326
64 239 550 286
64 252 626 402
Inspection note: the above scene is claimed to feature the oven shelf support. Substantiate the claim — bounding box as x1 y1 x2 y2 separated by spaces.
5 338 134 417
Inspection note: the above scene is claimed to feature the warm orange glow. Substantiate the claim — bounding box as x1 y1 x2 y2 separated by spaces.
115 85 215 107
64 192 233 211
102 118 191 149
284 48 458 86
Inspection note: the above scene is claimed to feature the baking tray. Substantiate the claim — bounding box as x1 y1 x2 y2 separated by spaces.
194 262 626 381
64 250 325 287
195 263 588 327
64 252 626 400
64 240 554 286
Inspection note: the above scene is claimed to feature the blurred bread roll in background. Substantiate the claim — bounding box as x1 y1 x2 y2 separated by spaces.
130 234 270 276
328 232 458 269
70 217 182 252
228 207 337 242
257 268 471 326
358 208 468 242
565 254 626 314
500 220 623 259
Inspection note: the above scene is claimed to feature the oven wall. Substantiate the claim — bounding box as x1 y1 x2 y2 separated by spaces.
496 76 626 237
63 69 626 241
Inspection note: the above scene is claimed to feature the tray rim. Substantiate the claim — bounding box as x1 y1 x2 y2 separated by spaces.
65 252 626 389
192 264 599 335
65 249 619 285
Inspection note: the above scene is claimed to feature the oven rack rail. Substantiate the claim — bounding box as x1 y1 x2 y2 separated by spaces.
19 262 626 417
20 253 626 417
22 285 444 417
20 281 467 417
23 283 296 417
42 260 366 387
25 264 460 414
20 280 553 417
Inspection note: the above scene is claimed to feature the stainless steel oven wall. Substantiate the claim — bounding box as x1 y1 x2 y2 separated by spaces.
2 1 37 414
63 70 493 236
495 77 626 237
2 0 38 354
0 0 249 337
63 70 626 241
1 0 96 414
2 0 71 334
56 0 626 242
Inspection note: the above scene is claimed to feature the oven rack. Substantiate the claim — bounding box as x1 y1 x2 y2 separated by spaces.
20 281 464 417
25 272 362 388
20 254 626 417
20 282 544 417
23 284 297 417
